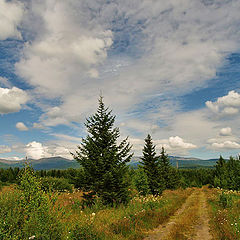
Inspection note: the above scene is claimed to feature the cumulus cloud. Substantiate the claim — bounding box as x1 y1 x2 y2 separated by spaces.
14 0 240 128
0 0 24 40
206 91 240 116
0 145 11 154
220 127 232 136
129 136 196 156
0 87 28 114
211 141 240 150
167 136 197 149
25 141 50 159
25 141 73 159
16 122 28 131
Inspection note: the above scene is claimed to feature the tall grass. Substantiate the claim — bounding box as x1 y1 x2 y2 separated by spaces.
0 185 192 240
207 188 240 239
63 188 193 239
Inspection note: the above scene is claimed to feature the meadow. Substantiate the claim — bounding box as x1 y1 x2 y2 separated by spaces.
1 175 240 240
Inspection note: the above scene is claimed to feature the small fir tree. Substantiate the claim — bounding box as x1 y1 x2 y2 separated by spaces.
72 96 133 205
140 134 162 195
159 147 177 189
215 155 227 188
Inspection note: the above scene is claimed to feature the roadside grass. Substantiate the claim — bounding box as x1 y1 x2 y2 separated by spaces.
207 188 240 240
62 188 193 240
0 186 192 240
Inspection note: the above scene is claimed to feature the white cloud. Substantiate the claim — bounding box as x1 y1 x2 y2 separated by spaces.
220 127 232 136
25 141 73 159
52 133 82 143
4 156 22 161
129 136 196 156
0 87 28 114
14 0 240 128
32 122 45 129
206 91 240 116
0 145 11 154
212 141 240 150
16 122 28 131
0 0 24 40
25 141 50 159
167 136 197 149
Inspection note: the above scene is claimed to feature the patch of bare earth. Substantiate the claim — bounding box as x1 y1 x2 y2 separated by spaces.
144 188 212 240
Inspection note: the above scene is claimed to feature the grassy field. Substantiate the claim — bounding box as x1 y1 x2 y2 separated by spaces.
1 185 240 239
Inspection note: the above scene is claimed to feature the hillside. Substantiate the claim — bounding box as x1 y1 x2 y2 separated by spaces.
129 156 218 169
0 156 218 170
0 157 79 170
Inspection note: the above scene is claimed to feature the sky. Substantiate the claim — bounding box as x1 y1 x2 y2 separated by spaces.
1 0 240 160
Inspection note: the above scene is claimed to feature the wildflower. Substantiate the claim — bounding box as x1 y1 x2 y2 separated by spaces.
92 212 96 216
29 236 36 239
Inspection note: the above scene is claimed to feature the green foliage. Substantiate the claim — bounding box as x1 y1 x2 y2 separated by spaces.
70 223 102 240
41 177 73 192
140 134 163 195
159 147 180 190
0 163 65 239
0 167 20 184
72 96 133 206
133 167 150 196
179 168 214 188
214 155 240 190
219 191 233 208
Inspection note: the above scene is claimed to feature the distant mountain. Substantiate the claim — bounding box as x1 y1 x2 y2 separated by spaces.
0 156 218 170
129 156 218 169
0 157 79 170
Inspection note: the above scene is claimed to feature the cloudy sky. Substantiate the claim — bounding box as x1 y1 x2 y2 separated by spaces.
1 0 240 160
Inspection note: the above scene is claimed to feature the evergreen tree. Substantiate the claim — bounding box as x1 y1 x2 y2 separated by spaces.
159 147 178 189
140 134 163 195
215 155 227 188
72 96 133 205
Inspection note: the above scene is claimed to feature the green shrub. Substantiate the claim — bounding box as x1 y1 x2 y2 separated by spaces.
0 164 66 239
41 177 73 193
133 168 150 196
219 191 232 208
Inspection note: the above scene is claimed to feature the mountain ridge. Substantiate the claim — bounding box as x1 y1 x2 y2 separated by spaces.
0 156 219 170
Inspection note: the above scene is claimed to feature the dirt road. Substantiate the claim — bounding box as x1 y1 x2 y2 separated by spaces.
144 188 212 240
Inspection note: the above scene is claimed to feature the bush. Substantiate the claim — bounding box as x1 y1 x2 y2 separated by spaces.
219 191 232 208
133 168 150 196
41 177 73 193
0 164 66 239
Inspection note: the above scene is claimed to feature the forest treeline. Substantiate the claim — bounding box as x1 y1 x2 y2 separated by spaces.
1 97 240 201
0 155 239 193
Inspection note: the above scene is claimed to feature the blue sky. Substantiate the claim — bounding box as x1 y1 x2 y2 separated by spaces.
1 0 240 160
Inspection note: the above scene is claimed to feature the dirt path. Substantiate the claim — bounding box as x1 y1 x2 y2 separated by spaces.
144 188 212 240
193 190 212 240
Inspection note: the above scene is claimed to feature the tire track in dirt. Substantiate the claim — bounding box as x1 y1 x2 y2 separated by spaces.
144 188 212 240
193 190 212 240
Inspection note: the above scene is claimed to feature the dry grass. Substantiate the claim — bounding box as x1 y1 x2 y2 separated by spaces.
0 185 194 239
58 188 193 239
166 190 200 239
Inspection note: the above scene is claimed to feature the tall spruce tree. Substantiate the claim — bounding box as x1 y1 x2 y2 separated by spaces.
140 134 162 195
72 96 133 205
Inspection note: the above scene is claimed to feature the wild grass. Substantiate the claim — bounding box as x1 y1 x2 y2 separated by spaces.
207 188 240 239
0 186 192 240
